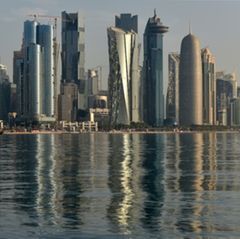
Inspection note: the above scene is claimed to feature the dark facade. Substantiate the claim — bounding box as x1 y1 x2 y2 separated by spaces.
216 78 233 125
61 11 85 84
115 13 138 33
143 10 168 127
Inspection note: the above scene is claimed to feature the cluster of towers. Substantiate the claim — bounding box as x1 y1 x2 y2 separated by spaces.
167 34 239 127
0 10 239 128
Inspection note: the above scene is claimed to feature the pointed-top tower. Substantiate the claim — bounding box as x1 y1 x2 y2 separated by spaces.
143 10 169 126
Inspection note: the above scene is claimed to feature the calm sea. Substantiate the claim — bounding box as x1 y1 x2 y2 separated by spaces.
1 132 240 238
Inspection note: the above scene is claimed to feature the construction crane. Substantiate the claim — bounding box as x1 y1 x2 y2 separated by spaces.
27 14 60 40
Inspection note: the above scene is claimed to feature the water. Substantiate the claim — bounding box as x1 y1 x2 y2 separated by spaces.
1 132 240 238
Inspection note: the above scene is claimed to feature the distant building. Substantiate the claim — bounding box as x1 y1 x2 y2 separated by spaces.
230 98 240 126
179 33 203 126
20 20 56 122
201 48 216 125
10 83 17 113
237 86 240 97
166 52 180 124
143 10 169 127
13 50 24 116
115 13 138 33
0 64 11 121
216 72 235 126
58 83 78 122
88 69 100 95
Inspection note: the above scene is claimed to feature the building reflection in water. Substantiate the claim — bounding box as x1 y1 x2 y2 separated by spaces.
4 132 240 237
107 134 143 235
140 134 166 233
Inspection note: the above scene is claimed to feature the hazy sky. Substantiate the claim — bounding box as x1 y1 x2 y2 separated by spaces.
1 0 240 89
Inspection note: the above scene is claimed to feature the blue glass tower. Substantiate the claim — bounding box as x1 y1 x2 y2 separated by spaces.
143 10 168 127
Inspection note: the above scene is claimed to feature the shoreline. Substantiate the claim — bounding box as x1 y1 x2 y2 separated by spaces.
1 129 240 135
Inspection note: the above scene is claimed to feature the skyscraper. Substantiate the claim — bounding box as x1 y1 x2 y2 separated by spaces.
21 20 56 122
143 10 169 127
201 48 216 125
0 64 10 121
179 33 203 126
60 11 85 122
13 50 24 116
216 72 235 126
166 52 180 124
61 11 85 83
107 27 140 126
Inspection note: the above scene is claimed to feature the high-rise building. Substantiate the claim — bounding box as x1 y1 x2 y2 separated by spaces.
107 13 141 127
216 72 235 126
201 48 216 125
60 11 85 121
166 52 180 124
0 64 10 121
230 98 240 126
88 69 100 96
107 26 140 126
21 20 56 122
143 10 169 127
13 50 24 116
61 11 85 83
179 33 203 126
58 83 78 122
115 13 138 33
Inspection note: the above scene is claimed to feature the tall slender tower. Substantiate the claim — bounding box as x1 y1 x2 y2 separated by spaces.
201 48 216 125
61 11 85 83
179 33 203 126
166 52 180 124
108 13 140 127
143 10 169 127
107 27 139 126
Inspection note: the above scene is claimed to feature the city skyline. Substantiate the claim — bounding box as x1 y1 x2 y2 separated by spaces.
1 0 240 91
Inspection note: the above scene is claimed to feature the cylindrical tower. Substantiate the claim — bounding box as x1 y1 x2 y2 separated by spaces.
37 25 54 117
179 33 203 126
29 44 42 117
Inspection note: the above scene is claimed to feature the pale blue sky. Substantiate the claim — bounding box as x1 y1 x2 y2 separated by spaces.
1 0 240 89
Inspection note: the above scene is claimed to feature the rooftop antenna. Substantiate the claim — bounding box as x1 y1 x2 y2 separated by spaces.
189 20 192 34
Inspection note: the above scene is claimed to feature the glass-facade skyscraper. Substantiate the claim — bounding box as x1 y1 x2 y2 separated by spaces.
143 10 168 127
21 20 55 121
202 48 216 125
61 11 85 83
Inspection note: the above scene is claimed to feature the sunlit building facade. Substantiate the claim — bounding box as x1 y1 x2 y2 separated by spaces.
201 48 216 125
108 27 140 126
179 33 203 126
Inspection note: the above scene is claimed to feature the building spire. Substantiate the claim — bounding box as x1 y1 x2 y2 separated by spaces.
154 8 157 18
189 20 192 34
